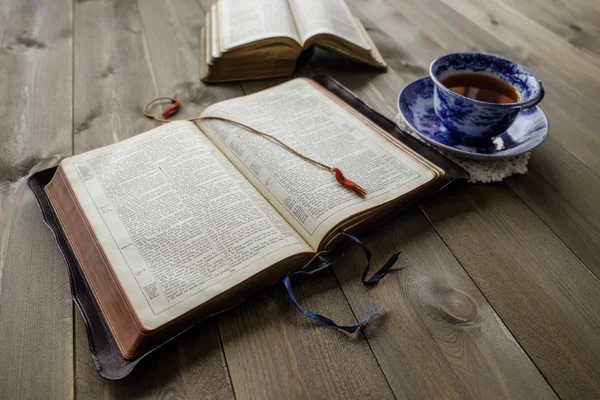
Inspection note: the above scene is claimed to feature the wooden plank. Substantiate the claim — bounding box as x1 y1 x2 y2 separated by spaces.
440 0 600 65
339 0 600 276
507 160 600 276
0 171 75 400
218 272 395 400
0 0 74 398
72 0 158 153
74 312 234 399
334 208 557 399
138 0 242 113
499 0 600 58
0 0 11 45
422 182 600 398
0 0 73 182
72 1 234 397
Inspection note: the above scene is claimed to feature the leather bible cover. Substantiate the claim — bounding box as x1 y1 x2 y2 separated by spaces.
28 75 468 380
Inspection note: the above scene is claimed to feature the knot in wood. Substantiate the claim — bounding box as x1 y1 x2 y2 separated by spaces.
437 288 479 324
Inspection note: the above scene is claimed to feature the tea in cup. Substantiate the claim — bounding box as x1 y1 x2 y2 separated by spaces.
429 52 544 144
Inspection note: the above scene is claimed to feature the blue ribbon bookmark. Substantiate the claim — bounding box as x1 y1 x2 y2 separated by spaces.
282 276 381 333
283 232 400 333
339 232 401 285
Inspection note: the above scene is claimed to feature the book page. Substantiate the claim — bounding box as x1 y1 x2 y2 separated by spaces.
198 79 436 249
288 0 369 49
60 121 311 329
219 0 300 51
210 4 222 62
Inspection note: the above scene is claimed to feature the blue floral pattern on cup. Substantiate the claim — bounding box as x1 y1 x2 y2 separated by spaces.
430 52 544 144
398 77 549 160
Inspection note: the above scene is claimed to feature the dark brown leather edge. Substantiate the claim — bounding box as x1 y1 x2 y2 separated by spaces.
28 168 141 379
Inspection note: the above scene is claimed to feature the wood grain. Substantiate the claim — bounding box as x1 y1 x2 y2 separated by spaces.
0 0 10 45
422 182 600 398
217 272 394 400
138 0 243 115
74 312 234 399
72 0 158 153
0 0 74 398
0 0 73 182
507 163 600 277
334 209 557 399
499 0 600 57
0 170 75 400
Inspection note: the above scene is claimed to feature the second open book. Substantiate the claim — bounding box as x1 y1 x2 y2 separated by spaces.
201 0 386 82
46 78 451 361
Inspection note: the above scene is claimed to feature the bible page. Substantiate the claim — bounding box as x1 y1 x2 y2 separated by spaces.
219 0 300 52
60 121 311 329
198 79 436 250
287 0 369 49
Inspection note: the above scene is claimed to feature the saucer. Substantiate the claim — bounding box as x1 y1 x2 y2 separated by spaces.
397 77 549 160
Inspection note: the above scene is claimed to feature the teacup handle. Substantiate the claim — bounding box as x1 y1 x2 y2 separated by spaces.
520 80 545 109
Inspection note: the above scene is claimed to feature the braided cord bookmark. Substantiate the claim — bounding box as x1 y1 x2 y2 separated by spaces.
144 97 367 197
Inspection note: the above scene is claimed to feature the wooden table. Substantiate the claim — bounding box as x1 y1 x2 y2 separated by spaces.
1 0 600 398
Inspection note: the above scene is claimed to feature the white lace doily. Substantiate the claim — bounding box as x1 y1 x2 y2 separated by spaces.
394 114 530 184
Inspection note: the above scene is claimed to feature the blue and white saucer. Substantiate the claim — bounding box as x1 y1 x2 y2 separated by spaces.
397 77 549 160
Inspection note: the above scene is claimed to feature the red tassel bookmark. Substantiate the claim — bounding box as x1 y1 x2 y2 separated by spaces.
333 168 367 197
144 97 368 198
162 99 182 119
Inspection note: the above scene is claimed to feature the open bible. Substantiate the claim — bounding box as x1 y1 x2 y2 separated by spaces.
42 78 463 364
201 0 386 82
